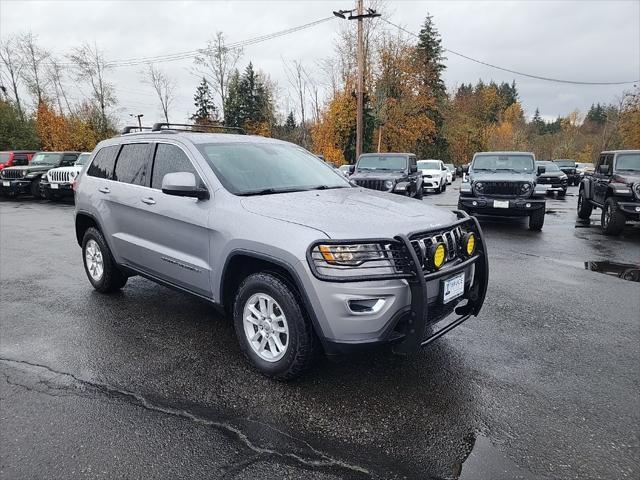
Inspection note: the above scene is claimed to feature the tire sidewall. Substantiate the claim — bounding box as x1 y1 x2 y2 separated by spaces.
233 274 307 377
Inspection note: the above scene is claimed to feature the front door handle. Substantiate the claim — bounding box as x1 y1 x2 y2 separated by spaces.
141 197 156 205
98 186 110 194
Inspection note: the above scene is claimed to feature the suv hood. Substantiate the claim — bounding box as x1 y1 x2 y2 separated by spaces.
539 171 565 179
241 187 457 238
3 165 53 174
349 171 405 181
613 172 640 185
468 171 535 183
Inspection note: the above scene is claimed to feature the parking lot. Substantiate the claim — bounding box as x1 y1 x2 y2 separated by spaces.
1 182 638 479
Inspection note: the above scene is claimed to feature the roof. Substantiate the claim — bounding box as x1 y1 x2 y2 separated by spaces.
474 151 535 155
110 130 292 146
359 152 414 156
601 150 640 154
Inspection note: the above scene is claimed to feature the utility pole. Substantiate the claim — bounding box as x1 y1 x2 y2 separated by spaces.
333 3 380 161
129 113 144 129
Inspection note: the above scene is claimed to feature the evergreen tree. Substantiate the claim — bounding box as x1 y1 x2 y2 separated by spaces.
586 103 606 124
532 108 546 134
224 62 275 133
498 81 519 107
190 78 218 125
284 111 296 132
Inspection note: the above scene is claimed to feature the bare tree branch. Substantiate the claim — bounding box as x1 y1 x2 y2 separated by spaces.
145 64 176 123
19 31 50 106
0 35 26 121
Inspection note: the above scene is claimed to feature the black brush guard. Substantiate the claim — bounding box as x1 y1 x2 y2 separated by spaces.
307 211 489 354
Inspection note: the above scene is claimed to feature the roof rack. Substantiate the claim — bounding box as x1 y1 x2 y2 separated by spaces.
151 122 245 135
121 126 152 134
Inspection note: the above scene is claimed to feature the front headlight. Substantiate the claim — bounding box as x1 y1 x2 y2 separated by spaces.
560 174 567 180
384 180 394 190
25 172 38 178
633 182 640 200
474 181 484 194
394 181 408 192
520 183 532 195
317 243 386 266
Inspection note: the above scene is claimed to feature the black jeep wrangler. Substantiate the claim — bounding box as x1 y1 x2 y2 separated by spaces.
0 151 80 199
349 153 423 199
553 159 580 185
458 151 548 230
577 150 640 235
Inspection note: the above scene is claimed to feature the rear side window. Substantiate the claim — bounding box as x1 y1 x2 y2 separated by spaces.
87 146 120 179
13 154 28 166
114 143 151 186
151 143 199 189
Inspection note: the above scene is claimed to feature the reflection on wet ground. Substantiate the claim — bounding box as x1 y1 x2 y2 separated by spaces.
455 434 535 480
585 260 640 282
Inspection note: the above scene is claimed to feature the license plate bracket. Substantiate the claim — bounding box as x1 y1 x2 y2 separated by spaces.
493 200 509 208
2 181 10 187
441 272 465 304
50 183 59 189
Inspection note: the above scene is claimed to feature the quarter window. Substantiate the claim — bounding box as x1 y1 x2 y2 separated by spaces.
87 146 120 179
114 143 151 186
151 144 199 189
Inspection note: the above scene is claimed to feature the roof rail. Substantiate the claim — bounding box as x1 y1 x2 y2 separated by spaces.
151 122 246 135
121 126 152 134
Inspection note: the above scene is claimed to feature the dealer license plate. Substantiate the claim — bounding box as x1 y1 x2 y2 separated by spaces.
2 181 10 187
442 272 465 304
50 183 59 189
493 200 509 208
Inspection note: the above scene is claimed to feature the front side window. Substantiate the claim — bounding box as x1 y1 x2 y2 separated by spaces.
87 145 120 179
152 144 199 189
357 155 407 171
197 142 349 195
114 143 151 186
31 153 62 166
538 162 560 172
472 154 535 173
615 153 640 171
62 154 78 166
75 153 91 166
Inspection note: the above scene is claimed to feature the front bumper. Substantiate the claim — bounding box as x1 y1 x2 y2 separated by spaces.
422 178 442 190
42 181 74 196
0 179 31 195
306 212 489 355
618 201 640 219
458 196 545 216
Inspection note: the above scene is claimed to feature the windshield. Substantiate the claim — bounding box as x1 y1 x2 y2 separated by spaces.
75 153 91 166
417 160 440 170
31 153 62 166
357 155 407 171
554 160 575 167
577 163 593 169
444 164 454 170
472 154 534 173
197 142 351 195
616 153 640 171
538 162 560 172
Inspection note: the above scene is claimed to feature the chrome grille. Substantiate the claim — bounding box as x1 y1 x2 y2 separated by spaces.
1 169 25 179
49 170 71 183
410 226 464 270
353 179 387 191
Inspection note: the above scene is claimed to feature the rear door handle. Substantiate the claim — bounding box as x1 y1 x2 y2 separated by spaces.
98 186 110 194
141 197 156 205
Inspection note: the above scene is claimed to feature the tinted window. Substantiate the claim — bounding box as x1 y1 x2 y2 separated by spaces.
357 155 407 171
151 144 198 189
13 154 28 166
114 143 150 186
87 146 119 179
62 154 78 166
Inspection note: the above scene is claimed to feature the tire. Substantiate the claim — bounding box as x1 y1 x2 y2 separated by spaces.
233 272 317 380
601 197 626 236
558 188 566 198
414 185 423 200
529 208 545 231
442 182 447 192
577 189 593 219
30 178 42 199
82 227 127 293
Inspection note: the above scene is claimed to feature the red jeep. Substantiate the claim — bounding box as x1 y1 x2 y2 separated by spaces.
0 151 37 171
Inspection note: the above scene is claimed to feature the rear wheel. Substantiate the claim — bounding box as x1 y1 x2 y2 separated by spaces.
601 197 626 236
82 227 127 293
529 208 545 231
442 182 447 192
233 272 317 380
577 189 593 219
414 186 423 200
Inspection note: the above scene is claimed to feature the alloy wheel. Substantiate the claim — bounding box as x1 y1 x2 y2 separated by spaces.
243 293 289 362
85 239 104 281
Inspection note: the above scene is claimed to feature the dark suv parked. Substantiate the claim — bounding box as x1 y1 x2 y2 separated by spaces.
458 151 548 230
553 159 580 185
0 151 80 198
348 153 423 199
577 150 640 235
536 161 568 197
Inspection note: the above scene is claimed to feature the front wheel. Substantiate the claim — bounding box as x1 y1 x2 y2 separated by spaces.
529 208 545 231
234 273 317 380
414 185 423 200
558 188 566 198
30 178 42 199
577 189 593 219
601 198 625 236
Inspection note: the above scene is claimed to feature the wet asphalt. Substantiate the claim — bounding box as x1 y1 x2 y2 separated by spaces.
0 181 638 479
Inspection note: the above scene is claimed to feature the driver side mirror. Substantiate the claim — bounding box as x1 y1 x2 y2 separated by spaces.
410 164 418 173
162 172 209 200
347 165 355 175
598 164 610 175
537 165 546 175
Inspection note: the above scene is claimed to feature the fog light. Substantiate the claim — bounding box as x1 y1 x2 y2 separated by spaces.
472 201 478 206
526 203 531 208
428 242 447 270
462 232 477 257
635 207 640 212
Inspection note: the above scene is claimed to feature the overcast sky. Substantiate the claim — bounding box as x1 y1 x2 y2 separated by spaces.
1 0 638 127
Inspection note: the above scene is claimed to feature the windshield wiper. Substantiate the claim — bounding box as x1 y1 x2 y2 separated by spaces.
238 187 307 197
306 185 349 191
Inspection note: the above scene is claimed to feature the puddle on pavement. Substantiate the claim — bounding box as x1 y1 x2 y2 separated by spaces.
584 260 640 282
574 218 598 228
453 434 535 480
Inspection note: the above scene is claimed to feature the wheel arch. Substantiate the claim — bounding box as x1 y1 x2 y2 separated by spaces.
75 211 101 246
219 250 326 346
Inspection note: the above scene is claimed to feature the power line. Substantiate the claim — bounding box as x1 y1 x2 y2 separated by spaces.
382 18 639 86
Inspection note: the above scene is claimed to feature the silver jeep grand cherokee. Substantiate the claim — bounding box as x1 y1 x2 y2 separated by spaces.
74 123 489 380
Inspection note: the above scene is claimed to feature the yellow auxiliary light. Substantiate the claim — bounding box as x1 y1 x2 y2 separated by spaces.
431 242 447 270
463 232 477 257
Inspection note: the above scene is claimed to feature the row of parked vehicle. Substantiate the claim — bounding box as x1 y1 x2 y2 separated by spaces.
0 151 90 201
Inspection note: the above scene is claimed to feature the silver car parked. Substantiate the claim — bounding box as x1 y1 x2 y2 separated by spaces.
74 123 489 379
